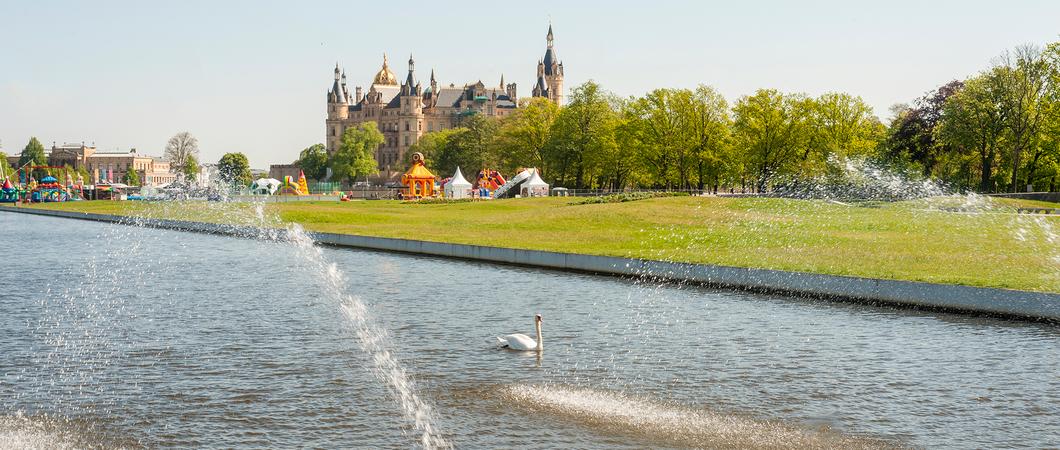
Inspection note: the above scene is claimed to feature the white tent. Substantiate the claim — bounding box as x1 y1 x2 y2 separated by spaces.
444 167 473 199
520 169 549 197
250 178 281 195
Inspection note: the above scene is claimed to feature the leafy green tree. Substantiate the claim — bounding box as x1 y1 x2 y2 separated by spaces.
494 97 559 174
623 88 685 188
0 151 13 178
123 166 141 186
217 152 253 187
545 81 620 188
682 85 733 191
18 137 47 178
884 81 963 177
937 70 1009 192
994 45 1052 192
732 89 808 191
433 115 499 176
180 154 200 181
801 92 884 176
330 122 383 184
406 128 460 173
295 143 328 180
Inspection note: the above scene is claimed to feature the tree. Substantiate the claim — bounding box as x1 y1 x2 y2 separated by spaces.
801 92 884 176
123 166 141 186
217 152 252 187
433 115 499 176
180 154 200 181
165 132 200 178
937 70 1009 192
0 152 13 178
494 97 559 174
406 128 460 173
623 89 686 188
994 45 1052 192
18 137 47 178
682 85 733 191
329 122 383 184
884 81 963 177
732 89 808 191
295 143 328 180
545 81 620 188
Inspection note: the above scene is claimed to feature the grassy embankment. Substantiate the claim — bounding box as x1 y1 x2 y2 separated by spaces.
7 195 1060 292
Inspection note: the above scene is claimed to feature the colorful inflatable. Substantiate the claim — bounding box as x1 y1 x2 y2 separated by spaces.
276 171 310 195
474 169 506 197
30 176 70 203
0 179 19 203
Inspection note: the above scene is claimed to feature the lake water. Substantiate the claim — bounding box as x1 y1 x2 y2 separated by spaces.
1 210 1058 448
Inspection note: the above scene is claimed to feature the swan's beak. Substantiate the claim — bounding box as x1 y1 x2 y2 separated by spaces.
535 314 542 322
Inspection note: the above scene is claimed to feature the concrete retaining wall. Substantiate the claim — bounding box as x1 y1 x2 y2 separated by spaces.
4 206 1059 322
990 192 1060 203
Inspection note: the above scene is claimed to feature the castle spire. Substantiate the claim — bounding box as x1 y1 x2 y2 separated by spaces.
499 74 505 88
402 52 418 96
547 23 554 47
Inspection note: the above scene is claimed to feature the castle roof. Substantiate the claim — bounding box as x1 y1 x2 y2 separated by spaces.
372 54 398 86
543 48 557 75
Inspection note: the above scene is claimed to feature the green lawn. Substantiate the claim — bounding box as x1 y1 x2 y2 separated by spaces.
7 195 1060 293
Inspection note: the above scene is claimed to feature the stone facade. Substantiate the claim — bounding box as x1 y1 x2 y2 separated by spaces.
83 149 174 186
325 25 564 180
269 163 301 181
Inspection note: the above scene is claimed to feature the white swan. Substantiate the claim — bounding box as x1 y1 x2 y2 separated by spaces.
497 314 542 352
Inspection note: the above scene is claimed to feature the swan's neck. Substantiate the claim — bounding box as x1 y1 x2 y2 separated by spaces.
535 320 543 352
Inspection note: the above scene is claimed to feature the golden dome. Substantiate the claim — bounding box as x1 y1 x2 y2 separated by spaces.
372 54 398 86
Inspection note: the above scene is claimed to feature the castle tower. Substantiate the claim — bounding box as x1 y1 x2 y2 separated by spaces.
543 24 564 105
326 63 349 153
327 63 349 119
397 54 423 163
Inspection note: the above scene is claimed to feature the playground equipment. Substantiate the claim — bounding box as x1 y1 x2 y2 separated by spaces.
30 176 70 203
0 178 20 203
474 169 506 197
276 171 310 196
401 152 436 198
493 168 547 199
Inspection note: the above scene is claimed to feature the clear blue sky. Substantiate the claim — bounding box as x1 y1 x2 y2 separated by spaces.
2 0 1058 168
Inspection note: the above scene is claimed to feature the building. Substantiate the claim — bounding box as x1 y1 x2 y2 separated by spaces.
83 149 175 186
325 25 564 180
531 24 565 105
269 163 300 182
197 163 219 187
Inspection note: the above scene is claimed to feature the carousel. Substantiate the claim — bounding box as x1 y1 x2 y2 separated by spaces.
401 152 436 199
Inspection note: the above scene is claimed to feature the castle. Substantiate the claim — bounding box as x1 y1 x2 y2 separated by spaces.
325 25 564 179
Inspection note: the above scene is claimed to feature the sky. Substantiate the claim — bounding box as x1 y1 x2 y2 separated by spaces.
2 0 1059 169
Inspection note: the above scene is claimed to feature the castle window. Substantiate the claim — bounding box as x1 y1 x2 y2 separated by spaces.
428 123 433 132
405 121 410 131
404 136 409 146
